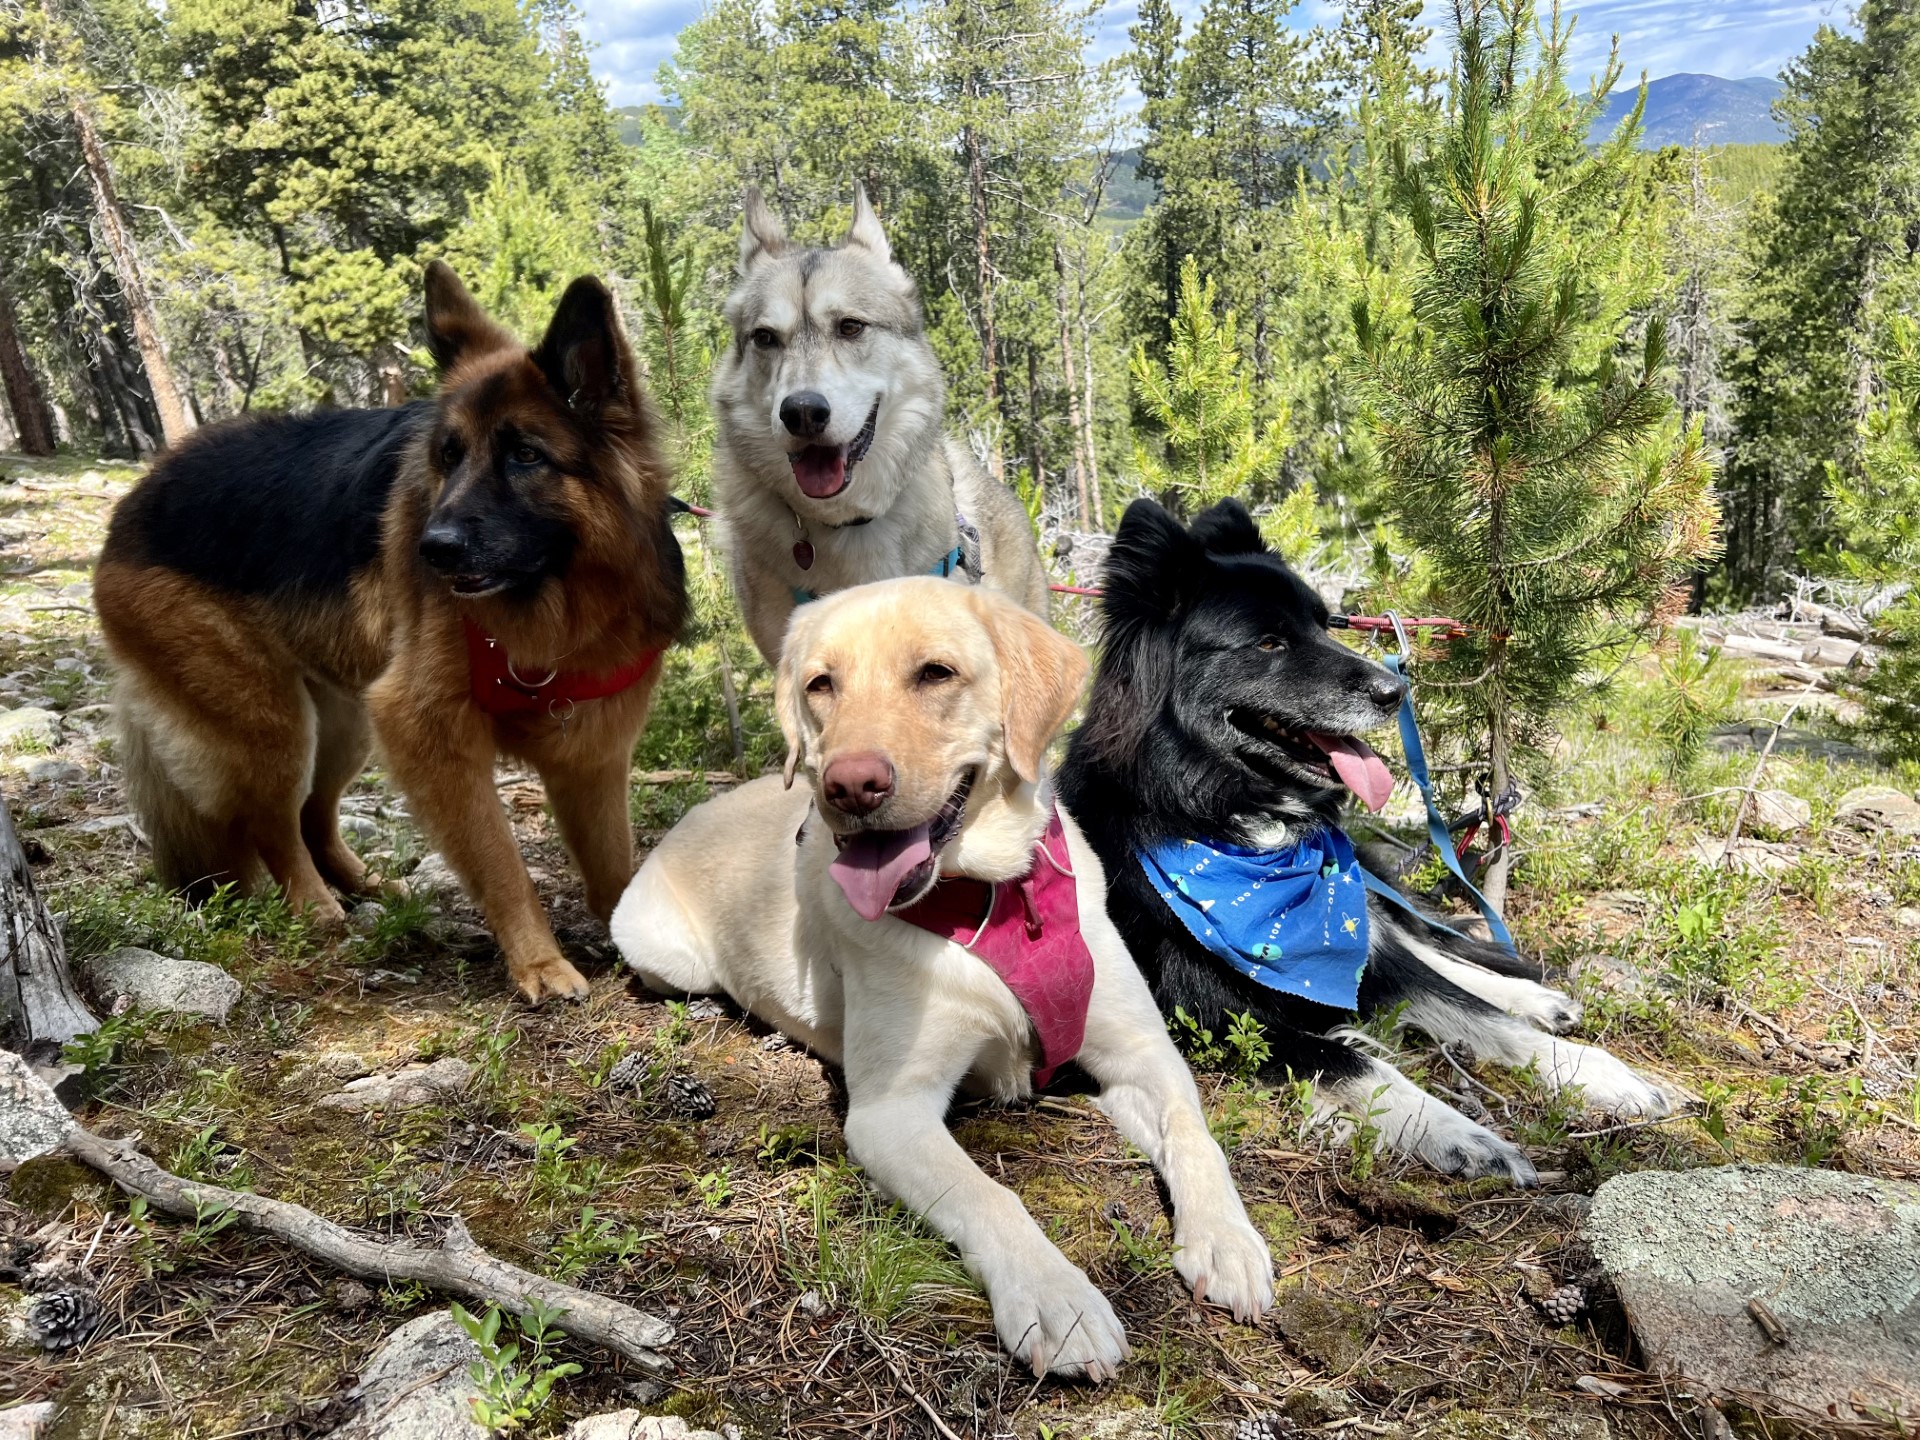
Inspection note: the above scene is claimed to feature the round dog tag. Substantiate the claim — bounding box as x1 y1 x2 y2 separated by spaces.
793 539 815 571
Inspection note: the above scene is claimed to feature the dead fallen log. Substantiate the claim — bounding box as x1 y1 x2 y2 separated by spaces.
1 792 99 1066
1713 634 1807 664
61 1125 676 1373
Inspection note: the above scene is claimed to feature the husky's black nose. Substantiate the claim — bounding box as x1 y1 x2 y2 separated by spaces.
780 391 832 438
419 523 470 572
1370 674 1408 710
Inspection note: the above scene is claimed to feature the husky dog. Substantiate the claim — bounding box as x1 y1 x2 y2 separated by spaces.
709 185 1049 664
1057 499 1671 1184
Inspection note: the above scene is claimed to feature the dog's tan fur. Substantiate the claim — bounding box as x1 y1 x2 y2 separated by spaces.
614 579 1272 1377
96 265 685 1002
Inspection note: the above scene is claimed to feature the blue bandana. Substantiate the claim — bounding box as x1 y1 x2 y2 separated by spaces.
1137 828 1371 1010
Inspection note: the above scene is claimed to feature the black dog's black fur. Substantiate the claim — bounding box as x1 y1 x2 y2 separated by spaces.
1060 498 1609 1180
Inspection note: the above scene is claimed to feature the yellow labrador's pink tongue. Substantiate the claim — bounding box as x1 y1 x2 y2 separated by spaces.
791 446 849 499
1307 732 1395 812
829 823 933 921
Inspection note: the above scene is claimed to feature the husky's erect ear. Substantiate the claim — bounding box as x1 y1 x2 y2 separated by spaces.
533 276 636 422
740 187 789 272
977 591 1088 785
843 183 892 264
1188 497 1265 556
423 260 514 373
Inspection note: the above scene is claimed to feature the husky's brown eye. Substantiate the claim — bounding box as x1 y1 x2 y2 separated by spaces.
509 441 543 466
918 662 955 685
837 318 867 339
751 327 779 350
805 673 833 696
1256 636 1284 652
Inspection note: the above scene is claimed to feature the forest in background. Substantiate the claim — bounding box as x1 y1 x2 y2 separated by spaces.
0 0 1916 769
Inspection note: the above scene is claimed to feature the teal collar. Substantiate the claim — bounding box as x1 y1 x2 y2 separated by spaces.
793 544 964 606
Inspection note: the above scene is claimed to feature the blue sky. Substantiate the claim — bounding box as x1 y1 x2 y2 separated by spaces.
575 0 1841 109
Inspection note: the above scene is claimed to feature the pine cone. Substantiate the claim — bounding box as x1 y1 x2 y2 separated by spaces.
28 1286 101 1350
605 1053 648 1092
1235 1415 1300 1440
666 1073 716 1119
1538 1283 1587 1325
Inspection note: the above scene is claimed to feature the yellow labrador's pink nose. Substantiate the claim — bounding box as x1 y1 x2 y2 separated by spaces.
822 752 895 815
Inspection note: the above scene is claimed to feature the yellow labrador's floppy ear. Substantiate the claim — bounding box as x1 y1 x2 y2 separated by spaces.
776 606 816 789
422 260 514 373
740 187 789 273
981 594 1090 784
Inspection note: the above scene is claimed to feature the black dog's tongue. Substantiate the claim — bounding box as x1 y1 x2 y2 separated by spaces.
829 824 933 921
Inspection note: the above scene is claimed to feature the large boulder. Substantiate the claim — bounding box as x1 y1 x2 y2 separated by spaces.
326 1311 486 1439
1585 1165 1920 1425
1834 785 1920 837
0 708 59 753
82 947 242 1024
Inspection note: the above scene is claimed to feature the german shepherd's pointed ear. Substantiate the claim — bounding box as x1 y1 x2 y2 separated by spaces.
1189 497 1266 556
1103 498 1207 627
423 261 514 373
533 277 635 422
978 592 1089 785
843 183 891 264
740 186 789 272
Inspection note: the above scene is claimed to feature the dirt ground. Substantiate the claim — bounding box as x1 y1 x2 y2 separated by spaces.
2 453 1917 1439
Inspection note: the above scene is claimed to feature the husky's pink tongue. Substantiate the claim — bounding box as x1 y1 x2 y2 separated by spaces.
829 823 933 921
1307 732 1396 812
791 446 849 499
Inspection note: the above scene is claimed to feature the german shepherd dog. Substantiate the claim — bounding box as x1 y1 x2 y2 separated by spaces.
94 264 686 1002
710 185 1049 664
1058 500 1670 1183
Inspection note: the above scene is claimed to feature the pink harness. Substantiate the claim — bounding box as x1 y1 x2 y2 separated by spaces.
894 808 1094 1086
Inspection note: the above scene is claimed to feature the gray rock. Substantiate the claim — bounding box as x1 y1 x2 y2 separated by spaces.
317 1058 472 1113
348 902 385 935
50 657 84 674
327 1311 486 1439
1896 906 1920 930
19 759 83 785
1585 1165 1920 1423
0 1402 57 1439
408 852 461 896
83 946 242 1024
0 1051 72 1170
1835 784 1920 837
341 815 382 842
0 707 59 752
1746 788 1810 836
562 1416 724 1440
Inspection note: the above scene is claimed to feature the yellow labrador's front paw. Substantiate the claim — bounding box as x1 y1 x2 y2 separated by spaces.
1176 1214 1275 1324
510 952 592 1004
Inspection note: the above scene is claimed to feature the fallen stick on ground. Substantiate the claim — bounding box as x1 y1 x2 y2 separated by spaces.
1716 676 1820 869
60 1125 676 1373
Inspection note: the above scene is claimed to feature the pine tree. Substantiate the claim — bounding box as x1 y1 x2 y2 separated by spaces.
1358 0 1719 912
1829 315 1920 759
1130 254 1289 508
1724 0 1920 595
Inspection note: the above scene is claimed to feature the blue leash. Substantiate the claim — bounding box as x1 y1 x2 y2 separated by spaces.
1360 617 1516 953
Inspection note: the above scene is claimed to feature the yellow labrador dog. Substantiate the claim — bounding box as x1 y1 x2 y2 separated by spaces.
611 577 1273 1378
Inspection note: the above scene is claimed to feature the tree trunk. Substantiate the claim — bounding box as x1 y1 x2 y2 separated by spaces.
1 796 100 1069
70 95 194 448
1481 636 1512 918
1054 241 1090 528
963 107 1003 481
1078 291 1102 525
0 282 58 456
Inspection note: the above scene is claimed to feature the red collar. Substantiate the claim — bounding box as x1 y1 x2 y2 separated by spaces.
463 619 661 719
894 808 1094 1086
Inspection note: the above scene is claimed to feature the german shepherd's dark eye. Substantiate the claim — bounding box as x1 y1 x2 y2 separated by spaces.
837 318 868 339
1256 636 1285 652
751 327 780 350
805 673 833 696
917 661 955 685
438 435 463 469
508 441 544 467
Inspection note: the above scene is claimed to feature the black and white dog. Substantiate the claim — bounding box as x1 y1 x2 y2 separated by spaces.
1058 499 1670 1184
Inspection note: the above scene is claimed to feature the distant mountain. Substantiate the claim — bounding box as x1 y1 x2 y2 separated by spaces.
1595 73 1784 148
